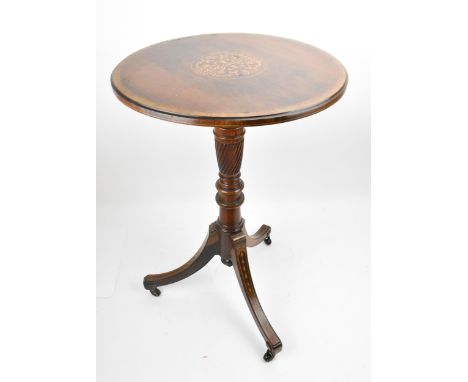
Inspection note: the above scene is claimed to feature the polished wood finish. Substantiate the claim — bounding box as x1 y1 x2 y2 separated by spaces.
143 219 279 360
231 234 282 360
214 126 245 232
143 223 219 289
111 33 347 127
112 34 347 362
243 224 272 247
142 126 281 360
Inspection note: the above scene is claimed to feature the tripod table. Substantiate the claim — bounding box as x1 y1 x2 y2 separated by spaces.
111 33 347 362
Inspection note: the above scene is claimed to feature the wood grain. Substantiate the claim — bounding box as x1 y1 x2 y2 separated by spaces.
111 33 347 127
214 126 245 231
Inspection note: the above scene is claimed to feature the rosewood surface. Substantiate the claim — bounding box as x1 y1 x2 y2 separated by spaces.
111 33 347 127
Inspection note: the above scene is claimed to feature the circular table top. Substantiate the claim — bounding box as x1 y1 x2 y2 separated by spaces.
111 33 347 127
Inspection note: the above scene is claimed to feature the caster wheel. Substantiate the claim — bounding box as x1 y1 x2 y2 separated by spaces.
150 287 161 297
221 258 233 267
263 349 274 362
264 235 272 245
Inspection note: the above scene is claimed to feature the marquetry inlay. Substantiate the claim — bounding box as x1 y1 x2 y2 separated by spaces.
192 52 263 78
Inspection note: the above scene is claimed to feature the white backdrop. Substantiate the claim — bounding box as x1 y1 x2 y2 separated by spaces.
97 1 369 381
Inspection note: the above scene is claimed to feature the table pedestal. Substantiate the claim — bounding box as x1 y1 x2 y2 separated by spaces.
143 126 282 361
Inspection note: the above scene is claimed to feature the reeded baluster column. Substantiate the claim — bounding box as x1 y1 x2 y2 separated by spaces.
214 126 245 233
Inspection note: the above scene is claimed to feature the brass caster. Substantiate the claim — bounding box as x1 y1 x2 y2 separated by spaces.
221 258 233 267
263 349 274 362
150 287 161 297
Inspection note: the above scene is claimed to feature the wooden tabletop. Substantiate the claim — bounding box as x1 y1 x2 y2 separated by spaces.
111 34 347 127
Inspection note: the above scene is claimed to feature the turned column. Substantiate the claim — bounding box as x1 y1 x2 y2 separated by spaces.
213 126 245 233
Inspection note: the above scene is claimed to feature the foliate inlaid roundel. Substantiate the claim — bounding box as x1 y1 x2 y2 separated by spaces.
192 52 264 79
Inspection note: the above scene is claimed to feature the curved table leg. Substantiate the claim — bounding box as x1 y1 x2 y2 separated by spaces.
231 234 282 361
243 224 272 247
143 223 219 296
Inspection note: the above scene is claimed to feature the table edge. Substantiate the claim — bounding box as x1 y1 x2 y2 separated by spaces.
111 75 348 127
